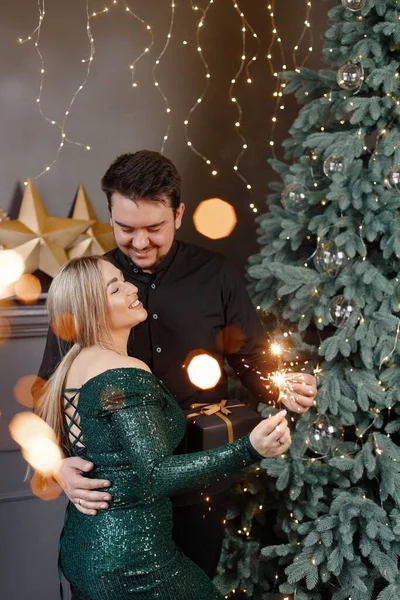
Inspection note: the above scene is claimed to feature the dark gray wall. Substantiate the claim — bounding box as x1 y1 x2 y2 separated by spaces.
0 1 334 598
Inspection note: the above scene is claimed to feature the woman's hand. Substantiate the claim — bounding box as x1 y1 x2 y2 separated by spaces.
249 410 291 457
278 372 317 414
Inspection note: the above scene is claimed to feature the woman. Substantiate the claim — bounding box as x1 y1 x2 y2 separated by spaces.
36 256 291 600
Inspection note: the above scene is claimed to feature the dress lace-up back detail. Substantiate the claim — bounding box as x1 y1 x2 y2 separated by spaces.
63 389 85 451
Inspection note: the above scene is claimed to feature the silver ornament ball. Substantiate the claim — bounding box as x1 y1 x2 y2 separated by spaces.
313 241 351 276
305 414 344 455
323 155 344 179
341 0 366 11
281 183 309 212
337 61 364 90
329 295 360 328
384 165 400 190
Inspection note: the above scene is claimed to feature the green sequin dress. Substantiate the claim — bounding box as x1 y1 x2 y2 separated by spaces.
59 368 262 600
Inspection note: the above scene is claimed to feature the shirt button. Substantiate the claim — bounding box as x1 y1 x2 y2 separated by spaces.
133 268 138 273
151 283 156 289
153 314 158 319
156 347 162 353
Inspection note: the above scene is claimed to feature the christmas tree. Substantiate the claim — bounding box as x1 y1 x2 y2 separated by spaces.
217 1 400 599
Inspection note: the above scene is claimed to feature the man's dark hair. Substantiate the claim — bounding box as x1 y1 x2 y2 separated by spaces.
101 150 181 212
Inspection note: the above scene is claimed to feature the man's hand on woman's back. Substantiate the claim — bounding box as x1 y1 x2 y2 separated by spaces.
54 457 112 516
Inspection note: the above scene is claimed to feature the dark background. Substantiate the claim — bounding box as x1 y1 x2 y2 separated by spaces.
1 0 334 273
0 1 335 598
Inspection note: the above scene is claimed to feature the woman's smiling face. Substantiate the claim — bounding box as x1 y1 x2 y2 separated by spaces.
100 260 147 332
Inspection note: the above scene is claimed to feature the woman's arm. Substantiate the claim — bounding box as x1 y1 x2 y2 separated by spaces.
110 400 286 500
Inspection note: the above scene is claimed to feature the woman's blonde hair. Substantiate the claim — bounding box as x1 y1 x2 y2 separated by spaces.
35 255 114 454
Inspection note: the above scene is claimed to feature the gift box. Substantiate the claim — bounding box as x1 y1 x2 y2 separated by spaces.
172 400 262 507
183 399 262 453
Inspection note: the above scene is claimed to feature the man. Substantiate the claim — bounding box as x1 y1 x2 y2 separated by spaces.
37 150 317 579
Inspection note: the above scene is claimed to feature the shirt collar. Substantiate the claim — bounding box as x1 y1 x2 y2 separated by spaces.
117 240 179 275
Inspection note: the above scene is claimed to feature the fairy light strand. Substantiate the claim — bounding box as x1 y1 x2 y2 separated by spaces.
293 0 314 70
266 0 315 159
19 0 94 182
121 0 155 90
266 1 288 159
229 1 257 213
184 1 219 177
379 317 400 369
152 1 176 153
240 9 261 83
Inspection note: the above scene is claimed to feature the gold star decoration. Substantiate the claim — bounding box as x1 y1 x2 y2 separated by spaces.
0 178 93 277
68 184 115 259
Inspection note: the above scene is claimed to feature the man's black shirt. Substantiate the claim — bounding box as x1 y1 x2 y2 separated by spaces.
37 240 278 409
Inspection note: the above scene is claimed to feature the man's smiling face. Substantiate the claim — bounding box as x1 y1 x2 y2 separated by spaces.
110 192 185 272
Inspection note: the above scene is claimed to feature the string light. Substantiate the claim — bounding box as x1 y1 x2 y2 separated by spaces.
184 1 218 176
293 0 314 70
374 434 383 456
229 1 260 213
379 317 400 369
18 1 92 180
152 1 176 153
123 0 155 90
266 1 314 159
19 0 159 180
266 1 287 158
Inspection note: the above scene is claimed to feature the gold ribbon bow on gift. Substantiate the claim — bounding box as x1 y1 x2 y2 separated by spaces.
185 399 245 443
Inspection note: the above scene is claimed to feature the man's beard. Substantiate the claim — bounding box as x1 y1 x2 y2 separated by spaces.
128 247 168 273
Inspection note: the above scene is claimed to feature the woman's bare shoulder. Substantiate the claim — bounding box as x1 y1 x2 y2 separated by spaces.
103 354 152 373
66 348 151 389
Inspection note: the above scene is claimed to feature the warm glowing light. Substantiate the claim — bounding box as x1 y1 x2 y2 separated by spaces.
23 437 63 474
187 353 222 389
13 375 41 408
9 412 62 474
14 274 42 304
270 370 287 390
9 411 53 448
30 471 62 501
0 281 15 300
0 249 25 285
271 342 283 355
193 198 237 240
184 1 216 174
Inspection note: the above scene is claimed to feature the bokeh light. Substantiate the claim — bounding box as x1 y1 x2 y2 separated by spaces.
51 312 77 342
9 411 53 447
216 325 245 354
0 281 15 300
0 249 25 285
9 411 62 474
193 198 237 240
187 353 222 390
14 274 42 304
30 471 62 502
13 375 42 408
23 437 63 474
